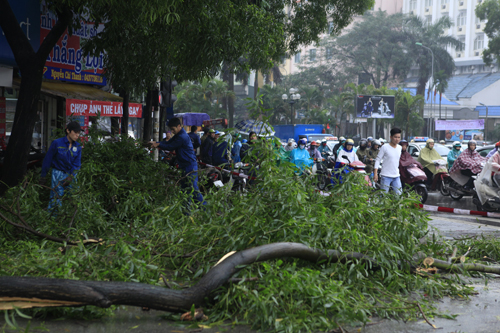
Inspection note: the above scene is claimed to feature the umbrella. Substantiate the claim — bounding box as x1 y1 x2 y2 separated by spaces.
235 120 275 137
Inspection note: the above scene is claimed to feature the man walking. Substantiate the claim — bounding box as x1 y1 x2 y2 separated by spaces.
188 125 201 151
374 128 402 194
150 118 206 211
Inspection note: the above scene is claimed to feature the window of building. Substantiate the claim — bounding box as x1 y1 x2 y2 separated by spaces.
457 36 465 51
426 16 433 26
441 0 449 4
326 47 333 60
425 0 433 7
474 34 484 50
457 11 466 26
309 48 316 62
409 0 417 11
328 22 334 34
295 52 301 63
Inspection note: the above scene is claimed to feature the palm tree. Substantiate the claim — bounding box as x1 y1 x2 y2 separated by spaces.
403 16 462 96
395 89 424 138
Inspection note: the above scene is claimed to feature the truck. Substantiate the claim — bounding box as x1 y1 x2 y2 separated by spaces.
273 124 328 144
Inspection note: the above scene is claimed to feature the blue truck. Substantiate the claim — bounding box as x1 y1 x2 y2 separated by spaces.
273 124 328 144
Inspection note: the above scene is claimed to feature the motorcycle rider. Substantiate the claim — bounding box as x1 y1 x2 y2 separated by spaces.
318 139 331 156
486 141 500 159
285 138 296 152
366 137 373 149
447 141 462 170
213 131 230 167
231 133 242 163
399 139 426 186
356 138 369 163
365 139 380 176
417 138 447 186
335 139 359 167
200 129 216 164
290 139 313 172
449 139 486 190
333 137 346 157
308 141 322 160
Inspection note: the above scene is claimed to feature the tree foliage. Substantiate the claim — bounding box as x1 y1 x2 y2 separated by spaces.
476 0 500 66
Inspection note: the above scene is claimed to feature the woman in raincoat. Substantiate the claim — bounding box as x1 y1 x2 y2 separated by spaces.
447 141 462 169
417 139 447 185
449 140 486 190
289 139 313 173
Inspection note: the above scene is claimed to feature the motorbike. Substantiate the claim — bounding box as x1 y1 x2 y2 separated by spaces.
428 159 452 197
473 163 500 212
401 163 428 204
312 158 330 190
332 155 372 187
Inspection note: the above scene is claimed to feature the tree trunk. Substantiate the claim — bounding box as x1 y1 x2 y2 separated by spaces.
228 70 235 128
120 90 129 136
254 70 258 99
0 1 72 195
0 243 383 312
416 76 427 98
143 90 152 142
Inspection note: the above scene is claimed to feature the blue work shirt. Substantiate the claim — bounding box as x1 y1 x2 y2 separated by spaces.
213 140 229 166
41 136 82 177
188 132 201 150
158 128 198 172
232 140 242 163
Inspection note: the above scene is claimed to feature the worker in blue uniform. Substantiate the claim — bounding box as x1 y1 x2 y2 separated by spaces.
39 121 82 210
150 118 206 211
213 131 230 167
188 125 201 151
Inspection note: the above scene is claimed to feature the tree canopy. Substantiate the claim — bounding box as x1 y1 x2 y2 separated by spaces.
476 0 500 66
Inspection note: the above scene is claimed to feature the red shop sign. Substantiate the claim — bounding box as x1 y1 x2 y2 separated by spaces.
66 98 142 118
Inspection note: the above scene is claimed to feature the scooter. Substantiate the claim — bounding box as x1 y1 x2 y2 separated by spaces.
332 155 372 187
428 160 452 197
446 176 477 200
401 163 428 203
312 158 330 190
473 174 500 212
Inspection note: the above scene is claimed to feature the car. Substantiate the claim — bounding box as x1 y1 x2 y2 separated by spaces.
477 145 495 158
408 142 450 158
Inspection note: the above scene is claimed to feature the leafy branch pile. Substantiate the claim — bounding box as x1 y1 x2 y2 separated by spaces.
0 134 496 332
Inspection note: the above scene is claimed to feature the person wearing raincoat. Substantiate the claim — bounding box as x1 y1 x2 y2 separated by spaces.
447 141 462 170
231 134 242 163
308 141 322 160
449 140 486 190
417 138 447 185
289 139 313 173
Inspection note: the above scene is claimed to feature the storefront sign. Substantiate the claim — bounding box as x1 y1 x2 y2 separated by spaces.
0 0 41 67
66 99 143 118
435 119 484 131
41 2 106 85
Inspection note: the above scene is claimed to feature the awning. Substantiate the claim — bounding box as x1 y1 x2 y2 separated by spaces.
13 78 122 102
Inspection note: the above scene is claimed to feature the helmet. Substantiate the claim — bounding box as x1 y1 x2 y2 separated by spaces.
453 141 461 148
426 138 434 144
310 141 318 146
367 137 373 142
359 139 367 146
298 139 307 145
316 140 321 145
288 138 295 143
339 136 346 142
321 139 327 143
399 139 408 145
496 141 500 148
218 131 225 136
209 129 216 133
468 139 477 146
439 140 445 144
372 139 381 147
345 139 354 145
235 133 242 140
214 130 220 135
242 139 248 143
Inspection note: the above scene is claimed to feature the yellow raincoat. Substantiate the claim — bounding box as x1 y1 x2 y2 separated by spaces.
417 142 447 174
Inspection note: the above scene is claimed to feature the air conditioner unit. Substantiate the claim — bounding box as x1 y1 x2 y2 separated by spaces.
477 24 481 29
442 4 446 9
475 51 480 56
425 8 429 12
410 10 414 14
457 53 462 58
460 1 464 6
458 27 463 31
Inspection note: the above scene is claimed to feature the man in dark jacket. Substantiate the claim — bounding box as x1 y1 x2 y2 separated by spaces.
213 132 230 167
188 125 201 151
150 118 206 210
200 129 216 164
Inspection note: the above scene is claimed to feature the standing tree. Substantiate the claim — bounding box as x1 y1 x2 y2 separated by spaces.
476 0 500 65
394 89 425 139
402 16 462 96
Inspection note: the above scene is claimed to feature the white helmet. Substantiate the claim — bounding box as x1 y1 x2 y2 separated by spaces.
372 139 381 146
315 140 321 145
288 138 295 143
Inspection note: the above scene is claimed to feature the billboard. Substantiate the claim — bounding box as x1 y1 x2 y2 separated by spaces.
445 130 484 141
356 95 395 119
435 119 484 131
41 2 106 85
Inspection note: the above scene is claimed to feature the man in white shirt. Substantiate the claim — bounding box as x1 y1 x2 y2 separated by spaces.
374 128 402 194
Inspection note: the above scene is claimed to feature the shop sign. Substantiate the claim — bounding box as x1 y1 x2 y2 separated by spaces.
66 99 143 118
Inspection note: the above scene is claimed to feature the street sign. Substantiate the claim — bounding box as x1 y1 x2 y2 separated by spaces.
453 108 479 120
